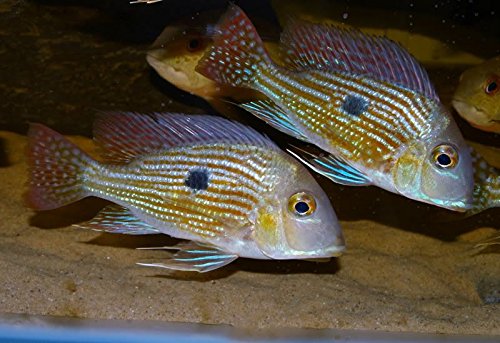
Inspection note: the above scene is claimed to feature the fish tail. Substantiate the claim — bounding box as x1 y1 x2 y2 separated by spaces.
25 124 93 210
195 4 271 88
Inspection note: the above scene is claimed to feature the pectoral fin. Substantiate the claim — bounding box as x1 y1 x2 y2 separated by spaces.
239 100 309 141
137 241 238 273
73 205 160 235
287 147 372 186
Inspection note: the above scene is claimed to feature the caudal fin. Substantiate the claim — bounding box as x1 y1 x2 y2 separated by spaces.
195 4 271 88
26 124 92 210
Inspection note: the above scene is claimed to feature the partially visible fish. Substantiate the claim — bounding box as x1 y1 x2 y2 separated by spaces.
452 56 500 133
26 112 344 272
466 149 500 253
147 22 223 100
470 149 500 214
146 13 281 102
196 5 474 211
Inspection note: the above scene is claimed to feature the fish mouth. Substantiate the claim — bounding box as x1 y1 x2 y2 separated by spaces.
146 54 191 87
146 49 166 63
452 100 490 124
452 100 500 132
303 243 346 259
261 242 346 260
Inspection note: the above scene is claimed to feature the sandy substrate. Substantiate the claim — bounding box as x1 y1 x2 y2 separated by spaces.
0 130 498 335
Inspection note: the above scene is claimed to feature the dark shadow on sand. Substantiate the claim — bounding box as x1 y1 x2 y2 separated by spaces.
0 138 9 167
142 257 341 282
83 231 341 280
85 232 180 250
29 197 110 229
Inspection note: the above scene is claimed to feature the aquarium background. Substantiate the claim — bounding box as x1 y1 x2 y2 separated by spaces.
0 0 498 337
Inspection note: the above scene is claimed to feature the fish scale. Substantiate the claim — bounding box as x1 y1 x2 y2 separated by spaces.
84 144 279 238
255 67 437 166
470 150 500 214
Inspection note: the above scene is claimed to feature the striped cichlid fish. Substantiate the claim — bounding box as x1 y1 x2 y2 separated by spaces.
26 112 344 272
452 56 500 133
470 149 500 214
196 5 475 212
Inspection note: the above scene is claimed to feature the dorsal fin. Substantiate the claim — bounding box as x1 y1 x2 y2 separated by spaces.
280 19 438 101
93 112 277 163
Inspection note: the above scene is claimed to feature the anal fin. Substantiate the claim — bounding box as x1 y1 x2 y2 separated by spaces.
137 241 238 273
74 204 160 235
287 146 372 186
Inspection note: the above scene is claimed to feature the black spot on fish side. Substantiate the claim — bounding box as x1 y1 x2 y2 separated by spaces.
342 95 369 116
185 169 209 192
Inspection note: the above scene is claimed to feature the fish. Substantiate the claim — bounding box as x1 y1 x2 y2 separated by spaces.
464 149 500 253
452 56 500 133
146 13 282 102
25 112 344 272
195 5 474 211
470 149 500 214
147 21 225 100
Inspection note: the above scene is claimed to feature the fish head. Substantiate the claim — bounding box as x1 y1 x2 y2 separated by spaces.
147 23 219 98
452 56 500 133
393 107 474 211
253 162 345 259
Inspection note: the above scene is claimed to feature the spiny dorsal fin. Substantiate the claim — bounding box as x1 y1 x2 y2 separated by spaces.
93 112 277 163
195 4 271 89
280 19 438 101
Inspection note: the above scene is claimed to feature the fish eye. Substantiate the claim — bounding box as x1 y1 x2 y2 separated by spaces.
431 145 458 169
484 76 499 95
187 38 203 52
288 192 317 217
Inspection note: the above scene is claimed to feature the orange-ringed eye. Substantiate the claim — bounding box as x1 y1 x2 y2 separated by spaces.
431 145 458 169
288 192 316 217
